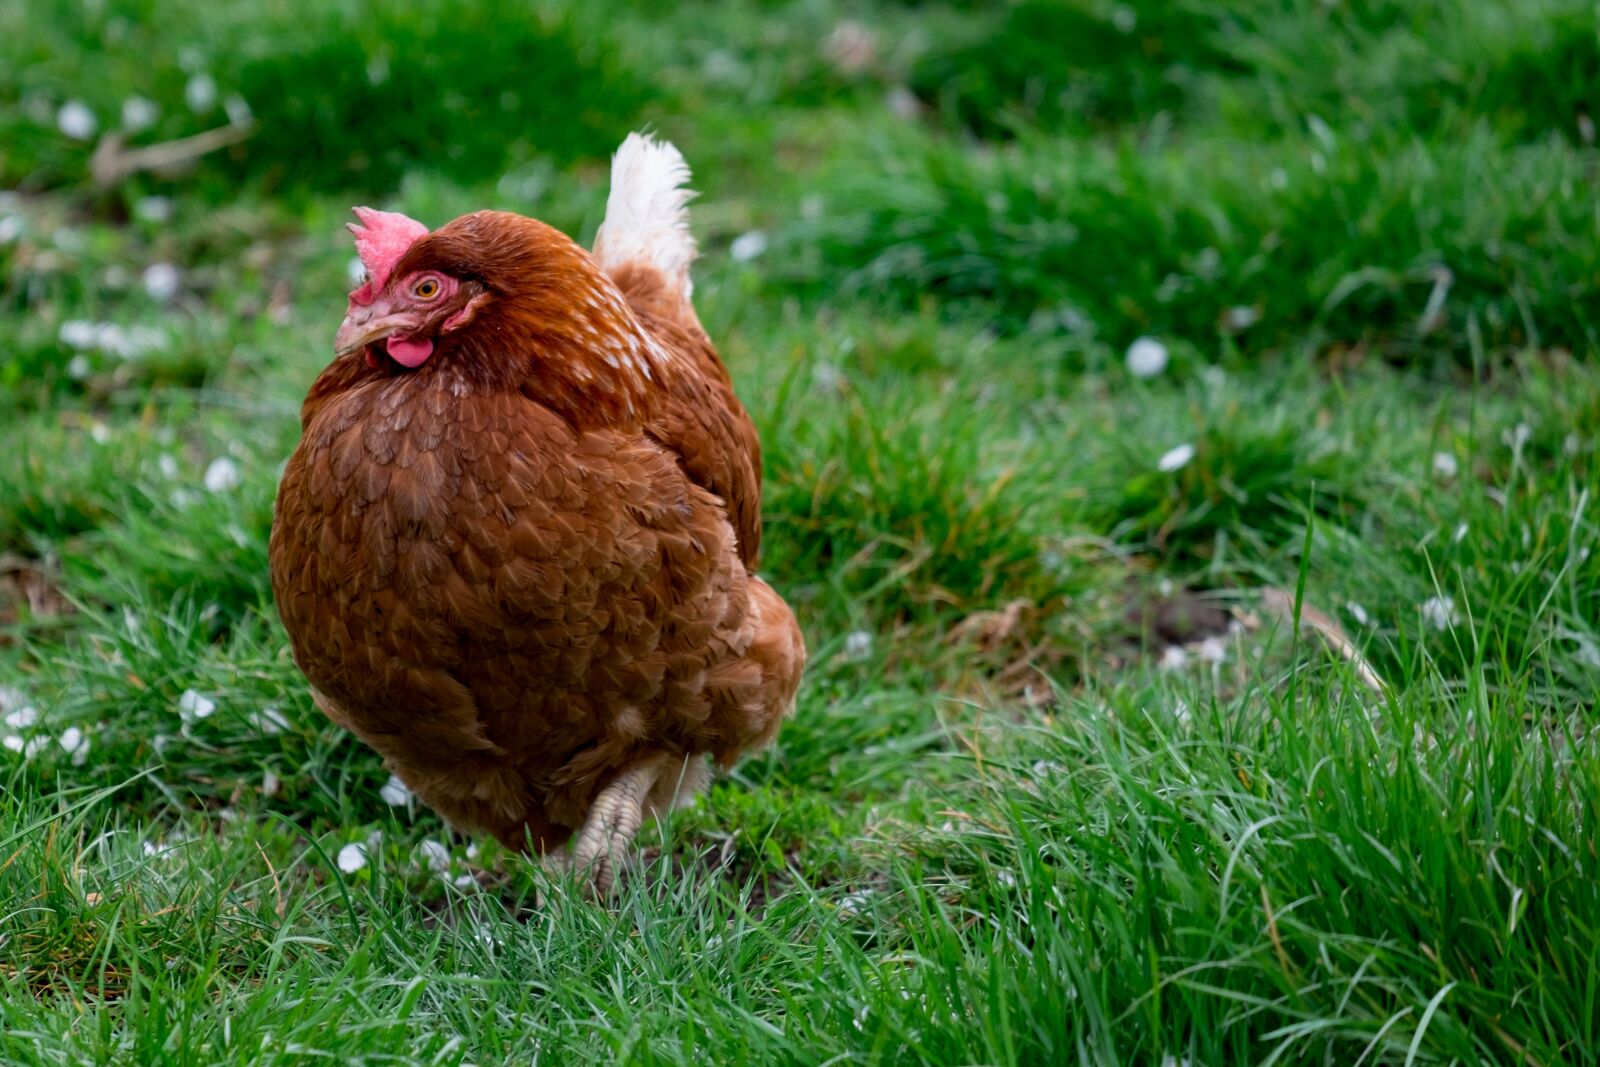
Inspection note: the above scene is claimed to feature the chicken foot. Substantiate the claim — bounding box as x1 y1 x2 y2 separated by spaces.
563 757 667 897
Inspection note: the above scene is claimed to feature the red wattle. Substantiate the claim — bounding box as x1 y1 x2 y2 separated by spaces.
386 335 434 367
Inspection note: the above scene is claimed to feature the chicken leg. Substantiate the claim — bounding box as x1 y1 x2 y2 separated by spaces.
566 757 667 896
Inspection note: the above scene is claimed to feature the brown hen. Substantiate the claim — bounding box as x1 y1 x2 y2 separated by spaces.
268 134 804 893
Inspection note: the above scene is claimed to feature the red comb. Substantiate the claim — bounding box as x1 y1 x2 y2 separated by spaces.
346 206 429 305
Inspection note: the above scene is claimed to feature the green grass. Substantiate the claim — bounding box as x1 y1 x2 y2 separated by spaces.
2 0 1598 1063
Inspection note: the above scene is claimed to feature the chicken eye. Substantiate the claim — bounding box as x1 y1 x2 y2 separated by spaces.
414 278 441 299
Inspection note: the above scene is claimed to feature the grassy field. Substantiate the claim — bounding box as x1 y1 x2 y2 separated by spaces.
2 0 1597 1062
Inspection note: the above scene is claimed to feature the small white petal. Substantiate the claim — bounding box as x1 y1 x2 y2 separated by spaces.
134 196 174 223
122 96 159 132
1432 452 1458 478
67 354 92 380
729 231 768 263
417 839 451 872
57 100 98 140
1125 336 1169 378
204 457 242 493
1159 645 1189 670
59 726 84 753
142 263 181 302
1197 636 1227 663
1224 306 1259 331
1453 522 1469 543
177 689 217 722
379 774 412 806
336 842 368 873
3 705 39 729
1421 596 1459 631
843 630 873 660
1346 601 1370 627
60 320 99 349
158 454 180 479
223 95 253 126
261 770 281 797
185 74 217 113
250 705 289 735
838 890 874 915
1157 443 1195 472
2 735 23 753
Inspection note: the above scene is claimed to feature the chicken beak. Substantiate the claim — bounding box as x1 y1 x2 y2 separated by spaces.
334 307 414 357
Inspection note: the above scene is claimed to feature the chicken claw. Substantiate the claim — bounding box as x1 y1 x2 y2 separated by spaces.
567 757 667 897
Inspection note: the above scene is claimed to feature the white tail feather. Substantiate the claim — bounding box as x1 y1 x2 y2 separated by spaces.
592 132 697 298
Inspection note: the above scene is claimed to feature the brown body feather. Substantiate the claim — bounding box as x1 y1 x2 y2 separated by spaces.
269 211 802 853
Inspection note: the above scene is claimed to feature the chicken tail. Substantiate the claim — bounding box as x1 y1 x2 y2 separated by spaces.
592 132 698 306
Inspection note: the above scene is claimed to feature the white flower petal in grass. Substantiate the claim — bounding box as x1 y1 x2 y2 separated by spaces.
1453 522 1469 543
89 422 111 444
204 457 242 493
176 689 217 722
67 354 92 380
1197 636 1228 663
1432 451 1459 479
59 726 84 753
122 96 159 132
60 321 99 350
250 705 289 735
3 735 23 753
0 215 23 244
3 705 39 729
1346 601 1371 627
185 73 218 112
261 770 281 797
417 839 451 873
158 454 180 479
379 774 412 806
843 630 873 660
336 842 369 873
57 100 98 140
224 94 253 127
453 873 478 890
729 231 768 263
1159 645 1189 671
142 262 181 302
1224 305 1259 331
1571 633 1600 669
1157 443 1195 473
134 196 174 223
838 889 874 916
1125 336 1169 378
1421 595 1459 631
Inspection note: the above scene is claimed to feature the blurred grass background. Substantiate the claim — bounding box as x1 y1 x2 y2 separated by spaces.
1 1 1597 1064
